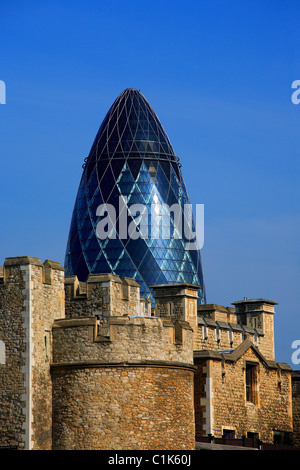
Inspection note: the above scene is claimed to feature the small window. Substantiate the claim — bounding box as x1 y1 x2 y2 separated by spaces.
43 266 53 285
273 430 293 445
249 314 260 329
44 332 50 362
223 428 235 438
122 283 130 300
246 363 258 404
167 303 173 316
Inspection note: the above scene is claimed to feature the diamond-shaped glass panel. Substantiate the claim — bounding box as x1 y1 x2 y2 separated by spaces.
65 89 205 303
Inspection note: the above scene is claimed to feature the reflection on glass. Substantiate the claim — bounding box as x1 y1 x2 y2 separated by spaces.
65 89 205 304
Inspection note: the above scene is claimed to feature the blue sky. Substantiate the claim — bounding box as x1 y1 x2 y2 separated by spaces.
0 0 299 366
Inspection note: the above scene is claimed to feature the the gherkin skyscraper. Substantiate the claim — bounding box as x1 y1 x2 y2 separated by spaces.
65 88 205 303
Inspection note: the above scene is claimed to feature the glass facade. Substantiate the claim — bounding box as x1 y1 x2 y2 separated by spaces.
65 88 206 303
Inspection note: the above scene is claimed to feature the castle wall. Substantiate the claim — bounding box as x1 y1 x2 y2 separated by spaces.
64 274 146 319
152 283 199 342
0 262 27 449
194 346 293 444
0 257 64 450
195 317 261 353
0 254 296 450
195 301 277 362
52 365 194 450
51 315 196 450
292 371 300 447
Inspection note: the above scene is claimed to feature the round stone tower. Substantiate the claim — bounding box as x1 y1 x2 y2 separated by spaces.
51 274 196 450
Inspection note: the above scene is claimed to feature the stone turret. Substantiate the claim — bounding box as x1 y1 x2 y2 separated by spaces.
0 256 65 450
64 273 148 319
232 298 277 361
151 283 200 339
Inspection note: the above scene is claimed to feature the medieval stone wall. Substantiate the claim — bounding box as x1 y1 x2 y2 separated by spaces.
196 302 276 362
29 260 65 449
292 372 300 447
52 365 195 450
0 262 27 449
0 255 297 450
51 315 196 450
0 257 65 450
194 318 261 354
194 346 293 443
52 316 193 365
64 274 145 319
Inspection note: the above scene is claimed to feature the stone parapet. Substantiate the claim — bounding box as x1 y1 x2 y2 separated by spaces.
196 298 278 362
51 314 195 450
195 315 264 352
152 283 199 336
65 274 150 319
52 315 194 366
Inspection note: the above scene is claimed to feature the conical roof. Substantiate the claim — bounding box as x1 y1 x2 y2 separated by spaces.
86 88 178 165
65 88 206 304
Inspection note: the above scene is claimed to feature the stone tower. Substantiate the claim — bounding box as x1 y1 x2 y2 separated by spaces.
232 298 277 360
0 257 65 450
0 257 196 450
51 274 196 450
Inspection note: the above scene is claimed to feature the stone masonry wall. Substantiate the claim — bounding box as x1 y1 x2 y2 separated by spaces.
196 302 277 363
29 260 65 450
194 362 207 438
292 372 300 447
52 316 193 366
152 284 199 339
194 318 261 354
194 315 277 365
194 347 293 443
0 263 27 449
51 315 195 450
52 365 195 450
64 274 145 320
0 257 65 450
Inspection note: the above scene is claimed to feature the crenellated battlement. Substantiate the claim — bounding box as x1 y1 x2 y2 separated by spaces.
0 256 196 450
195 299 277 361
65 273 151 319
52 314 194 368
0 254 293 450
0 256 65 289
52 276 196 451
58 276 195 368
194 298 276 361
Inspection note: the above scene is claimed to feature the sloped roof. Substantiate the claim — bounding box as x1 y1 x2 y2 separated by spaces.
194 336 293 371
